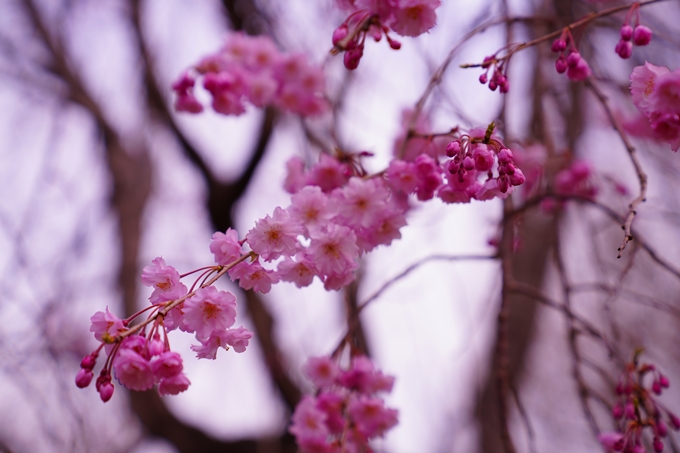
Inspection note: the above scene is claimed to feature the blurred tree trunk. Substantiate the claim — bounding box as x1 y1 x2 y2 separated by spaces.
474 1 582 451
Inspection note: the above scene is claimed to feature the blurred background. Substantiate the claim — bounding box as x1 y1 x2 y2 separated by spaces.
1 0 679 452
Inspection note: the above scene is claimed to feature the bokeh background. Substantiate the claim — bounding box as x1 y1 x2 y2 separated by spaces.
1 0 680 452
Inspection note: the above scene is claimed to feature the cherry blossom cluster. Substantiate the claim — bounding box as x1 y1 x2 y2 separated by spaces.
173 33 328 117
538 160 599 212
238 158 409 292
599 358 679 453
290 355 398 453
551 29 591 82
477 55 510 93
615 3 653 59
438 124 526 203
76 257 253 402
630 62 680 152
332 0 441 70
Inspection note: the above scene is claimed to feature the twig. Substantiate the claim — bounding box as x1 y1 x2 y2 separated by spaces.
585 77 647 258
356 254 497 313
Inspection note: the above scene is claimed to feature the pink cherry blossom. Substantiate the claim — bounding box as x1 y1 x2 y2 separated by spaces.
183 286 237 339
158 372 191 396
113 348 155 391
289 395 330 440
315 392 345 434
289 186 336 235
389 0 440 37
224 326 253 353
209 229 242 266
228 260 280 293
306 154 352 193
277 254 318 288
651 70 680 114
335 177 390 229
190 329 230 359
348 395 399 438
308 224 359 276
305 356 340 388
246 207 302 261
284 156 307 194
151 351 184 380
386 159 419 194
141 257 188 304
90 306 127 343
630 62 671 116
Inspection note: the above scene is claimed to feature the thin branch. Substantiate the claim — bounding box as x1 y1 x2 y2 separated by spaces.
585 77 647 258
356 254 497 313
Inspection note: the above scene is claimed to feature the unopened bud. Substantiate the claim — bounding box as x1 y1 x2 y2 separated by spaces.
620 24 633 41
633 25 652 46
551 38 567 52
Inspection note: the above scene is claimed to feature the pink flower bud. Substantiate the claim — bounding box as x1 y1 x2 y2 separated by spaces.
510 168 526 186
479 73 488 84
498 176 510 193
75 369 94 388
616 40 633 59
555 56 568 74
633 25 652 46
670 414 680 430
332 25 349 46
445 141 461 157
551 38 567 52
500 80 510 93
80 354 97 370
659 374 670 388
658 420 669 437
653 437 664 453
96 373 114 402
99 382 114 402
343 47 363 70
498 148 513 164
625 402 636 420
148 338 165 356
488 80 498 91
612 403 624 419
566 51 581 68
653 380 662 394
387 36 401 50
620 24 633 41
463 156 475 171
447 160 460 174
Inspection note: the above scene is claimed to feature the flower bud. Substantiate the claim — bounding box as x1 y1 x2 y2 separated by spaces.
446 141 461 157
343 47 363 70
615 40 632 59
447 160 460 174
555 56 568 74
653 437 664 453
633 25 652 46
75 369 94 388
566 51 581 68
551 38 567 52
80 354 97 370
332 25 348 46
387 36 401 50
620 24 633 41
